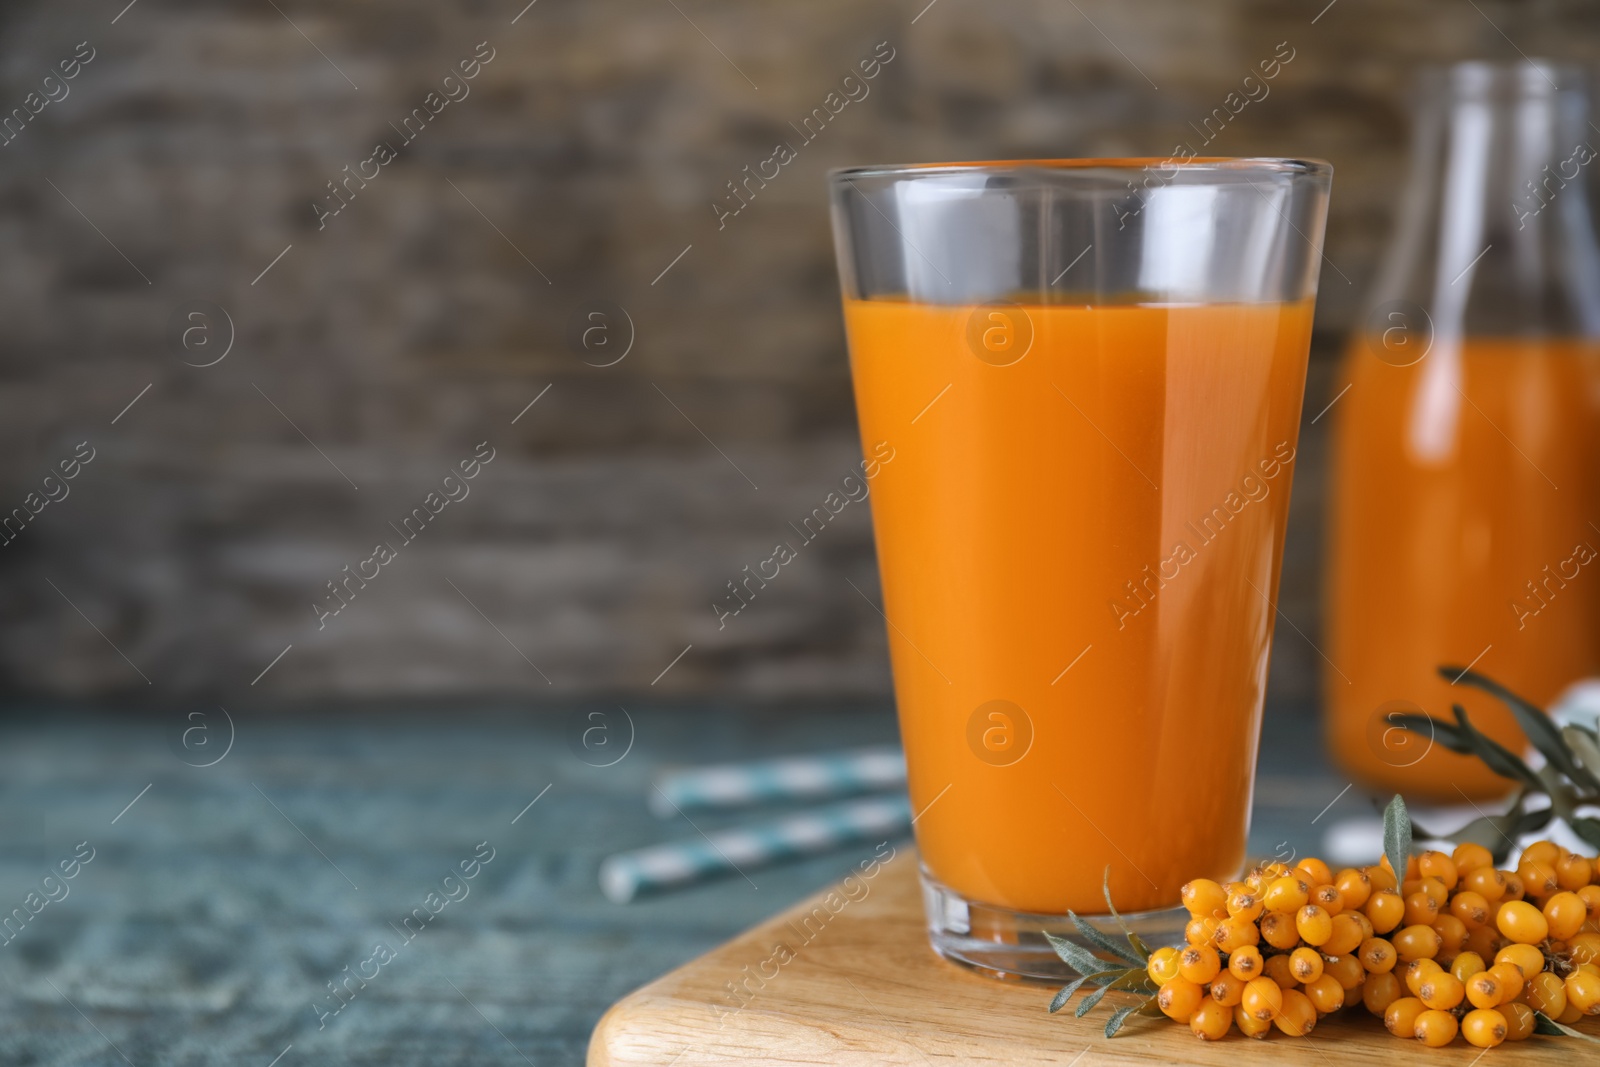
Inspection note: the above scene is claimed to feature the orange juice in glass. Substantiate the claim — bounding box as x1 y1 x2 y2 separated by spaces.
829 159 1332 979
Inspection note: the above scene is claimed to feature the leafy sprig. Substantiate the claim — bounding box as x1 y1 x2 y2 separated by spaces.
1043 868 1159 1037
1390 666 1600 859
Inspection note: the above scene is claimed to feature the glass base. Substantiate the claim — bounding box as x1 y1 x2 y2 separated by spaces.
920 865 1188 983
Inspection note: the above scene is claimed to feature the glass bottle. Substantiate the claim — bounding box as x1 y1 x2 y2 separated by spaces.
1326 60 1600 799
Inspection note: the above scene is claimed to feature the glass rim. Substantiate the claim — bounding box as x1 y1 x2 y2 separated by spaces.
828 156 1332 183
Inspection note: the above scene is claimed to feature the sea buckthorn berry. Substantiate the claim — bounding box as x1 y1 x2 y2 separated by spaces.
1519 861 1560 900
1501 999 1536 1041
1210 970 1246 1007
1418 971 1464 1011
1262 875 1309 913
1524 970 1568 1017
1359 936 1397 974
1182 878 1228 918
1433 914 1468 956
1385 995 1426 1038
1413 1008 1458 1047
1450 951 1485 981
1274 988 1317 1036
1297 904 1333 946
1463 924 1504 961
1322 914 1365 957
1234 1004 1272 1039
1178 944 1221 984
1157 976 1204 1021
1289 946 1324 984
1393 924 1442 962
1227 888 1264 921
1263 953 1296 990
1462 865 1507 903
1571 931 1600 965
1147 946 1181 984
1403 958 1441 997
1578 885 1600 922
1364 889 1405 933
1304 973 1344 1014
1296 857 1334 887
1465 970 1501 1009
1450 890 1491 929
1452 842 1493 874
1501 870 1526 901
1228 944 1263 980
1402 890 1439 927
1366 864 1397 893
1325 952 1364 992
1494 942 1545 978
1497 899 1550 944
1381 851 1419 882
1350 910 1374 940
1259 911 1300 951
1310 883 1344 916
1333 867 1371 910
1545 891 1588 941
1189 999 1232 1040
1487 961 1524 1002
1521 840 1561 867
1461 1007 1507 1049
1214 916 1260 954
1558 999 1585 1025
1556 852 1592 892
1417 850 1458 890
1566 970 1600 1014
1416 876 1450 909
1242 975 1284 1020
1363 971 1401 1016
1185 916 1221 948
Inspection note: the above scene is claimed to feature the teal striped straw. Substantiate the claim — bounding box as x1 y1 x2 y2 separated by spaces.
647 745 905 816
599 794 911 903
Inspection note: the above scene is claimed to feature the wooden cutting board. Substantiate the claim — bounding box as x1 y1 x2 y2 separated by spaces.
589 848 1572 1065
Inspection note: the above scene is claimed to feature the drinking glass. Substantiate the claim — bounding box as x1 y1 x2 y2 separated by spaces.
1325 61 1600 801
828 158 1332 980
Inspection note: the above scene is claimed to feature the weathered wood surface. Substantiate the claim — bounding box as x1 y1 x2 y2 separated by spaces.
0 700 1353 1066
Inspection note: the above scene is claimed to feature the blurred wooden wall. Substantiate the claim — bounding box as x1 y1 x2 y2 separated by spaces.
0 0 1593 700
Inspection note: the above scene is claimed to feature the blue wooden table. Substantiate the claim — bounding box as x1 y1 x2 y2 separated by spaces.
0 700 1345 1066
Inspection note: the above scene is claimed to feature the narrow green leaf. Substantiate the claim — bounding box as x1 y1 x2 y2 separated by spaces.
1452 704 1542 787
1564 725 1600 786
1387 712 1474 754
1126 932 1153 961
1427 791 1535 864
1383 794 1412 884
1097 866 1152 962
1534 1010 1600 1044
1442 666 1598 789
1569 816 1600 851
1074 979 1116 1018
1068 911 1147 968
1136 994 1166 1017
1104 1003 1141 1038
1048 969 1121 1013
1043 930 1115 978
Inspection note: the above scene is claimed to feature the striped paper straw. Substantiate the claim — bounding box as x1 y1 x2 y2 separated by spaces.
599 794 910 903
647 745 905 817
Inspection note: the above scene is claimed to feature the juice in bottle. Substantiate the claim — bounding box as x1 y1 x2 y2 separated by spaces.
1325 337 1600 798
844 298 1314 915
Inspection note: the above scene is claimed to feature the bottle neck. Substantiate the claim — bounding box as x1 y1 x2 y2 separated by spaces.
1373 64 1600 338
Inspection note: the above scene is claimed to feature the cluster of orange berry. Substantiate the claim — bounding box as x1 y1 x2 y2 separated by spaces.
1149 840 1600 1045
